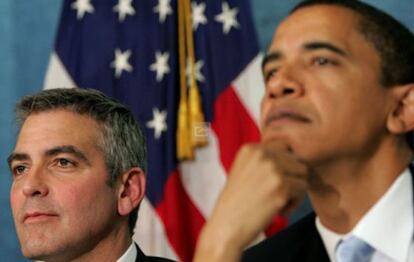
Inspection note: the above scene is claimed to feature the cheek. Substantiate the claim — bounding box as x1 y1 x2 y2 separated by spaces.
59 181 117 224
311 84 351 121
59 185 85 210
10 184 22 218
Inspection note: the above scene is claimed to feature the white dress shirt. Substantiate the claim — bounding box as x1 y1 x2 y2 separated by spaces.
316 169 414 262
117 242 137 262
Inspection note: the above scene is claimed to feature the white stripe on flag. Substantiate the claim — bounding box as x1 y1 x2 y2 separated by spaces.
43 52 76 89
179 128 227 218
133 197 179 261
233 54 265 126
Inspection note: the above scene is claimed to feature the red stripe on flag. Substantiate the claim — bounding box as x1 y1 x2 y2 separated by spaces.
211 85 261 173
155 170 206 262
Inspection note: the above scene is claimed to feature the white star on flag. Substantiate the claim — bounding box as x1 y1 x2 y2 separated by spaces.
111 48 133 78
214 2 239 34
150 51 170 82
146 108 168 139
71 0 95 20
154 0 173 23
192 2 207 30
186 58 205 85
113 0 136 22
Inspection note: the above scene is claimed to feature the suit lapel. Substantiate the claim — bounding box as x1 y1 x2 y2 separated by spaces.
304 226 330 262
135 243 151 262
301 213 330 262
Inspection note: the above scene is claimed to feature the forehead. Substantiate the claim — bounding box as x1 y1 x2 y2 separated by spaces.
16 109 100 152
269 5 364 53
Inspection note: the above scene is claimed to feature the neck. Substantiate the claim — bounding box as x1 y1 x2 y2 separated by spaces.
71 232 132 262
307 140 412 234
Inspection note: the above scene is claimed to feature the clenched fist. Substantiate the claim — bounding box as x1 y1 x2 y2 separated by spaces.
194 141 310 262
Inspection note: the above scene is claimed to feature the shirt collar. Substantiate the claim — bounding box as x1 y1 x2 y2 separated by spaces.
316 169 413 262
353 169 413 261
116 242 137 262
316 217 346 262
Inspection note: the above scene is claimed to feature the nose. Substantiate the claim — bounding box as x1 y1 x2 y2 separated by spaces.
265 67 304 99
22 168 49 197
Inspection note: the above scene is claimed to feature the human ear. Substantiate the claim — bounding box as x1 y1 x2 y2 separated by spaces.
387 84 414 134
117 167 146 216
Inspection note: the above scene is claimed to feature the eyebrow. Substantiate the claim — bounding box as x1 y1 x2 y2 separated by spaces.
303 41 348 57
262 52 282 71
7 145 90 169
46 145 90 165
7 153 30 169
262 41 348 71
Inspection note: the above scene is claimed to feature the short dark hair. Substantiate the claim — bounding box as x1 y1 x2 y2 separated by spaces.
15 88 146 234
291 0 414 87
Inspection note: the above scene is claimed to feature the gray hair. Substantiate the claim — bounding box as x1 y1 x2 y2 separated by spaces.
15 88 146 234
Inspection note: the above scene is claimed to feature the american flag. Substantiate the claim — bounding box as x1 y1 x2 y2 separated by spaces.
44 0 287 261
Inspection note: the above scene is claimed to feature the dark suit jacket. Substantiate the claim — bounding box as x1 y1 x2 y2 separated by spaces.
242 165 414 261
135 244 176 262
242 212 329 262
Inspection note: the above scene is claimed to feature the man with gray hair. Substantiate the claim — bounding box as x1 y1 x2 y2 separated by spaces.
8 88 174 262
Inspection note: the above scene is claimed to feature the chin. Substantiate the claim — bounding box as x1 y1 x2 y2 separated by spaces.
22 248 49 261
261 132 289 143
261 131 301 150
20 240 61 261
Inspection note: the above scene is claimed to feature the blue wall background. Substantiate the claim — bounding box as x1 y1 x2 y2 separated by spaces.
0 1 412 260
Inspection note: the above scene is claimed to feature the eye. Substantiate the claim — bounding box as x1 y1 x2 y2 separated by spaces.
312 57 336 66
12 165 28 177
56 158 75 168
264 68 278 82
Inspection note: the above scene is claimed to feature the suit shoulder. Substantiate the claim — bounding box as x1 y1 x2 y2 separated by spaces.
242 213 319 261
135 243 177 262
